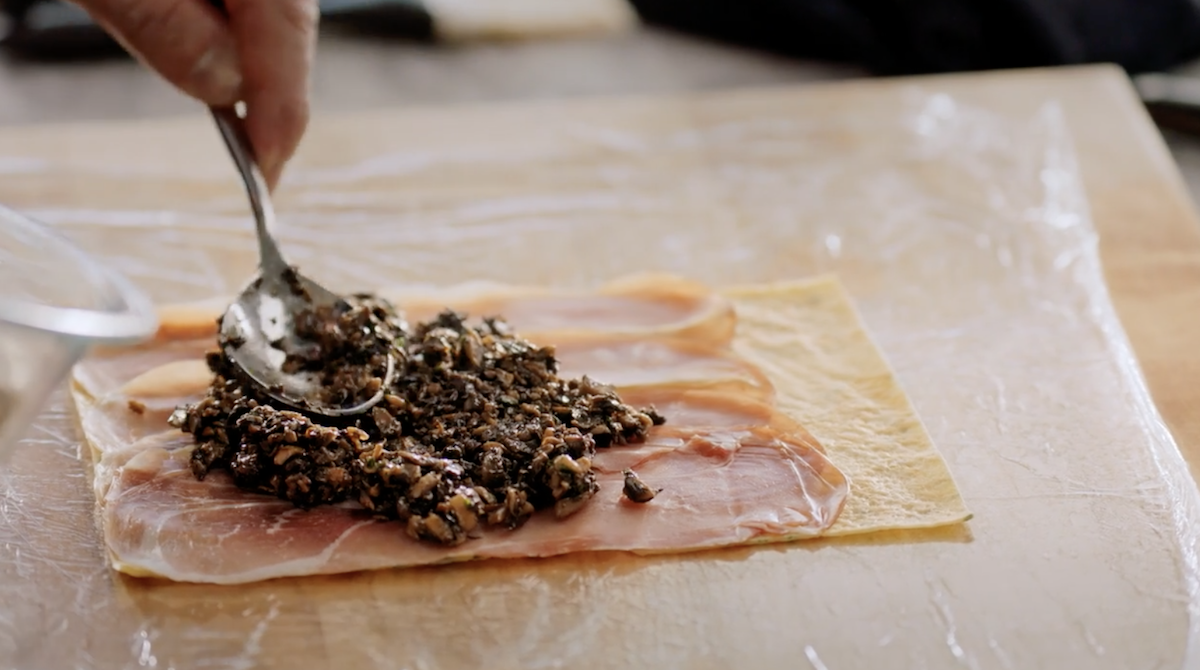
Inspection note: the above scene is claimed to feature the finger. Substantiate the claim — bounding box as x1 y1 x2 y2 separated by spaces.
72 0 242 105
226 0 319 190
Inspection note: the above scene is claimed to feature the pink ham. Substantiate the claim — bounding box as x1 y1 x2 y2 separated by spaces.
97 424 845 584
72 283 848 585
151 275 735 346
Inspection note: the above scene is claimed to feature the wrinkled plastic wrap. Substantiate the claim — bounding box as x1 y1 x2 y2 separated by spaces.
1 84 1198 669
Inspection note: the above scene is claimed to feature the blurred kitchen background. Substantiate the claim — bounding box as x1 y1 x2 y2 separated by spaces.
5 0 1200 205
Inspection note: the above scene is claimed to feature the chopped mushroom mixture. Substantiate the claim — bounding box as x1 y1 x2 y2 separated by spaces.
170 296 665 546
277 297 400 409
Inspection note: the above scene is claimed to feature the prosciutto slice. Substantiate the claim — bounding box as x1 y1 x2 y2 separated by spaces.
73 280 849 584
554 337 774 399
153 274 735 346
97 421 844 583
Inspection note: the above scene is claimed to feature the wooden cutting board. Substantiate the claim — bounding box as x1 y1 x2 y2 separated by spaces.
1 63 1200 669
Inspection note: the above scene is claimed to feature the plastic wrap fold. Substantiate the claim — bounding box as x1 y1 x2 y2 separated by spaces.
0 84 1198 669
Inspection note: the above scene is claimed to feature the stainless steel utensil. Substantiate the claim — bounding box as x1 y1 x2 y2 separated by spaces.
210 106 395 417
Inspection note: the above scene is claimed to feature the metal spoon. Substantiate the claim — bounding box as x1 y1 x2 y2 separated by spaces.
210 106 394 417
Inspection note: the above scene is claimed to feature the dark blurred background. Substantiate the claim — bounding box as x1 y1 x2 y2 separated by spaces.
7 0 1200 74
6 0 1200 200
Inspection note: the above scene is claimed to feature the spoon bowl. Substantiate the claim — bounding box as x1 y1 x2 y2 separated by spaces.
210 106 395 417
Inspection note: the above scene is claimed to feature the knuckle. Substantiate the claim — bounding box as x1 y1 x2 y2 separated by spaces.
109 0 214 79
120 0 185 47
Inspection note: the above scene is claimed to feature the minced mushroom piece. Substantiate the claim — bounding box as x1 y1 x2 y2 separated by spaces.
622 468 659 503
170 296 667 546
277 297 405 410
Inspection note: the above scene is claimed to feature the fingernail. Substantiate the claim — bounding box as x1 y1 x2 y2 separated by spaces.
190 41 242 105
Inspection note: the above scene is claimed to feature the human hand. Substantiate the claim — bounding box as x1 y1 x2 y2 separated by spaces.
71 0 319 189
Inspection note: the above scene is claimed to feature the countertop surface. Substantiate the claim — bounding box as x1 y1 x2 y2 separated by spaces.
4 27 1197 476
2 28 1200 670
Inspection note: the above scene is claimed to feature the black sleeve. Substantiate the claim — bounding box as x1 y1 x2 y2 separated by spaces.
628 0 1200 75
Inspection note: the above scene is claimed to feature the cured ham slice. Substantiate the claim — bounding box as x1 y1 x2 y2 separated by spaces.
83 337 776 437
153 274 735 346
617 388 801 435
402 278 734 345
76 340 211 400
72 278 851 584
590 388 822 472
98 423 844 583
553 337 774 399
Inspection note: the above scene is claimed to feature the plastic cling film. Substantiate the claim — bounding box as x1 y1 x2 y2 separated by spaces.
0 84 1197 669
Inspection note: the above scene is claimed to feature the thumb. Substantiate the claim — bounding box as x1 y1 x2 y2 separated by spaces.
72 0 243 105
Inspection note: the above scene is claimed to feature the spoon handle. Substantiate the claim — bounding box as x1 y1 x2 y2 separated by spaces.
205 1 290 282
210 106 291 280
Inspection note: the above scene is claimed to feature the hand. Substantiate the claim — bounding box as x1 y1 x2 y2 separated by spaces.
71 0 319 189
